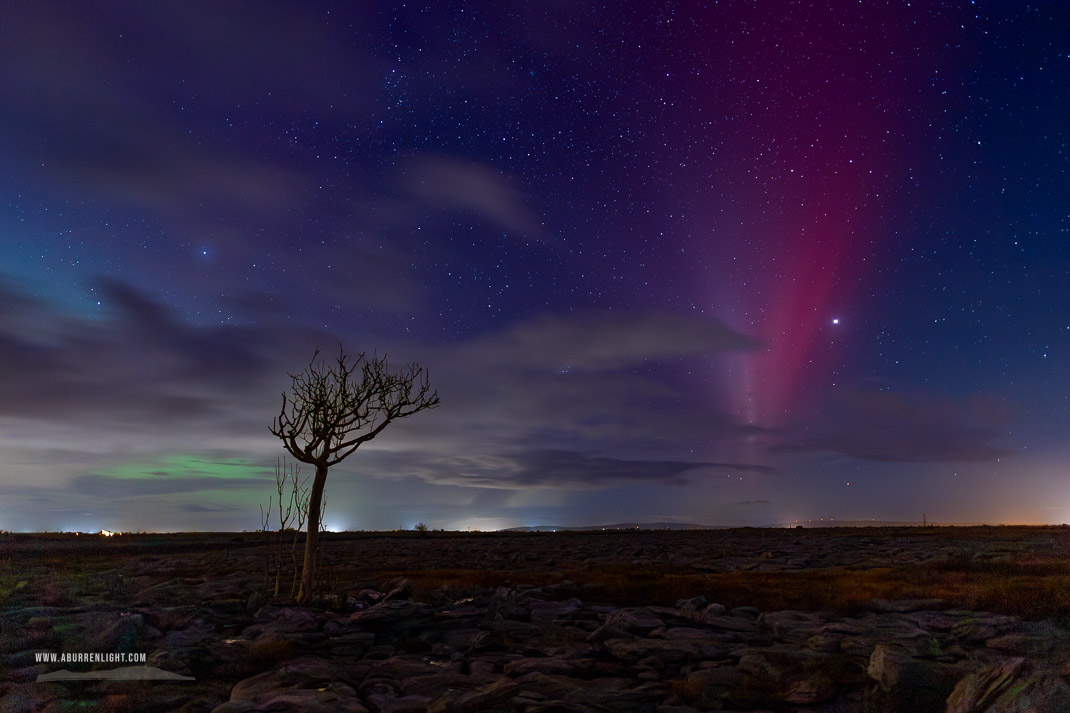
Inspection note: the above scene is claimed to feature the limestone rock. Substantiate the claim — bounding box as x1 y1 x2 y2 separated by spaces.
946 657 1070 713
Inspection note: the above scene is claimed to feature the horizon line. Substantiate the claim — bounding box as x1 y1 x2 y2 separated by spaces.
6 520 1067 535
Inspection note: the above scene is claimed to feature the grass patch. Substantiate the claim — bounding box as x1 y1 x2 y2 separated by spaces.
363 559 1070 623
246 637 299 669
354 568 568 598
0 574 28 605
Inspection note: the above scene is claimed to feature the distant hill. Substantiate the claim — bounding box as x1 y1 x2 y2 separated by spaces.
502 522 732 532
768 520 930 528
502 520 965 532
769 521 998 528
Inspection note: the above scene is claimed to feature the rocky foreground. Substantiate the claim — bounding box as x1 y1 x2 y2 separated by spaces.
2 527 1070 712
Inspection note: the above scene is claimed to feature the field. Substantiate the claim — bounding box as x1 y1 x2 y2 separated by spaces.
3 526 1070 712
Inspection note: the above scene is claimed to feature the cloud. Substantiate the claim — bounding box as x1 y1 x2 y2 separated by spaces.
178 503 246 513
342 447 773 492
10 275 357 408
375 310 769 469
736 499 771 506
69 474 265 499
461 309 763 371
0 282 774 527
504 450 773 489
397 156 544 238
0 1 391 305
2 30 309 220
0 278 284 428
347 308 774 492
0 2 376 117
0 286 767 469
772 390 1010 462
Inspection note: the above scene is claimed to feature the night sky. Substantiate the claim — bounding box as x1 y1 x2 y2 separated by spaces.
2 1 1068 532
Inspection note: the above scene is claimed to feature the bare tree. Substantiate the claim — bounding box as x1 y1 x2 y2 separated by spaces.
258 458 309 598
270 347 439 604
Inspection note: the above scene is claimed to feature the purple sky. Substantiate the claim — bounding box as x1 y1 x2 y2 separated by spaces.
1 1 1068 531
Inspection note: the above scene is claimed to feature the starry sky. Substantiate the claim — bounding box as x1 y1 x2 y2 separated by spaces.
1 1 1068 532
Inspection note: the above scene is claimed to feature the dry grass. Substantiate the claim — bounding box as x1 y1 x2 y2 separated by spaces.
246 637 299 668
346 568 569 596
7 529 1069 626
362 558 1070 623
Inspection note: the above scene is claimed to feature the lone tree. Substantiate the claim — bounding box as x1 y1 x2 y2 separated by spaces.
270 347 439 604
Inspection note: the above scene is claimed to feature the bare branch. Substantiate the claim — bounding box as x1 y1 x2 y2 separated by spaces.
268 345 439 605
259 497 271 532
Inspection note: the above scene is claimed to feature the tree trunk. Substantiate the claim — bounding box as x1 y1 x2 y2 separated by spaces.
296 462 328 605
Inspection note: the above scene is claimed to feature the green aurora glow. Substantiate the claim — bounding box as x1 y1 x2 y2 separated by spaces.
96 454 268 481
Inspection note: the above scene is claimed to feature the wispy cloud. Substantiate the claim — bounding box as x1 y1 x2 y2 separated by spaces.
396 156 544 238
356 448 774 491
772 390 1009 462
0 278 775 528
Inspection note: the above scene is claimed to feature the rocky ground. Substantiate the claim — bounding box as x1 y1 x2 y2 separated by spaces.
2 526 1070 712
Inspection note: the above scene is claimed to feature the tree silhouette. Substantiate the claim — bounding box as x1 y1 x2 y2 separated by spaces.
270 347 439 604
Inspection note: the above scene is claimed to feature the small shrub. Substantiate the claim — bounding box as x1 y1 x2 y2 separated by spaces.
246 637 298 670
0 577 28 607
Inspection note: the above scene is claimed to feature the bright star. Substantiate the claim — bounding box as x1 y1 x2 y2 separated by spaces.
832 318 840 325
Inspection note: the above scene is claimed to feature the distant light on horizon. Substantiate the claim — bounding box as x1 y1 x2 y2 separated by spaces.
449 517 516 532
